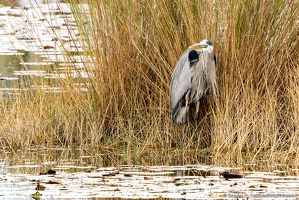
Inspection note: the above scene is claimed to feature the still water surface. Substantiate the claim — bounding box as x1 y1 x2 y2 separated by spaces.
0 0 89 97
0 0 63 7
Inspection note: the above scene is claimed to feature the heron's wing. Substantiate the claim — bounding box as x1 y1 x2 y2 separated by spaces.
170 49 193 122
171 49 192 107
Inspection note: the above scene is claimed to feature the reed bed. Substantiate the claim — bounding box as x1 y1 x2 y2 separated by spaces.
1 0 299 169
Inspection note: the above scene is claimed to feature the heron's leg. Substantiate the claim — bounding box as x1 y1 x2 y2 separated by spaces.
195 101 200 121
182 122 186 166
194 101 201 148
182 90 191 166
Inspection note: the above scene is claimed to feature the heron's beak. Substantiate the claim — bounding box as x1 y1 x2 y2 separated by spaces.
189 45 203 51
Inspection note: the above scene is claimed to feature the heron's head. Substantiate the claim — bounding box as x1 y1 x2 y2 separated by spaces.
189 40 213 51
199 40 213 48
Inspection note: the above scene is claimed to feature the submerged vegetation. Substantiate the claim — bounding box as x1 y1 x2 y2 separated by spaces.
1 0 299 168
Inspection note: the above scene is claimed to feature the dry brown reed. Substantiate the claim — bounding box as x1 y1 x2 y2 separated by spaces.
1 0 299 169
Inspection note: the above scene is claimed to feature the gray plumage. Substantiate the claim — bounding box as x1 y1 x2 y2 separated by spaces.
171 40 218 124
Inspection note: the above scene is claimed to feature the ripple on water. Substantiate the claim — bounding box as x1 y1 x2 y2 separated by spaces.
0 163 299 199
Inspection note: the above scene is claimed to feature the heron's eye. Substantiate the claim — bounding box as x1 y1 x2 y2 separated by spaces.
188 50 199 67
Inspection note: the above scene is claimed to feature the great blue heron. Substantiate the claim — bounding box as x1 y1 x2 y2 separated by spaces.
171 39 218 125
170 40 218 158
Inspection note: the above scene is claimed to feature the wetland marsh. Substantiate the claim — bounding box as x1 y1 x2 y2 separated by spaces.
0 0 299 199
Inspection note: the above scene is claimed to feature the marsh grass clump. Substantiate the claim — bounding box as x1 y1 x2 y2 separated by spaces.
1 0 299 168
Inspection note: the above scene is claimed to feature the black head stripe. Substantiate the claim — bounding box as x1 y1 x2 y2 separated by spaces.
206 40 213 45
188 50 199 67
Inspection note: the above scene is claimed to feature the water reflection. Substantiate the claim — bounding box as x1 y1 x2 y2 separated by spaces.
0 0 89 98
1 154 299 200
20 0 63 7
0 0 62 6
0 55 20 76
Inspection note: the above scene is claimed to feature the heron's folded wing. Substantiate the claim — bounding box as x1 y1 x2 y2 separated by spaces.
171 49 193 120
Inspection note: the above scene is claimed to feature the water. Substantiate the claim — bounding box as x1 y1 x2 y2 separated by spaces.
0 0 63 7
0 148 299 199
1 158 299 199
0 1 88 98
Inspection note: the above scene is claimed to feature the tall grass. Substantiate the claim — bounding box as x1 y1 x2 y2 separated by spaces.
1 0 299 168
